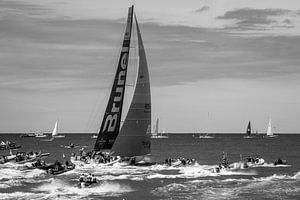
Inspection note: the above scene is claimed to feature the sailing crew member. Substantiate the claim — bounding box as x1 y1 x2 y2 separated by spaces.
92 174 97 183
255 156 259 163
79 174 85 182
86 173 92 183
221 152 229 168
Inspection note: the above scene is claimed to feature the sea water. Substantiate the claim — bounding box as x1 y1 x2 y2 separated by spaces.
0 134 299 200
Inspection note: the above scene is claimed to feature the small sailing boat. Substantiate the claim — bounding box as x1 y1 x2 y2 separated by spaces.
52 121 65 138
91 135 98 139
35 131 47 138
151 118 168 139
93 5 151 164
198 112 214 139
198 133 214 139
244 121 254 138
265 119 278 138
20 132 36 138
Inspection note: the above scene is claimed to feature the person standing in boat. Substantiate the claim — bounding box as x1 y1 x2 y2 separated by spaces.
221 152 229 168
92 174 97 183
86 173 92 184
79 174 85 183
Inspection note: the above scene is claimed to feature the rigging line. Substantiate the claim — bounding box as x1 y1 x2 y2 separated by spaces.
121 16 139 129
85 14 128 133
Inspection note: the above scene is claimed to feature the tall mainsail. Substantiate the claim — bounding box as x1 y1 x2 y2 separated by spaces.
94 6 134 151
94 6 151 158
267 119 272 136
246 121 251 136
111 13 151 157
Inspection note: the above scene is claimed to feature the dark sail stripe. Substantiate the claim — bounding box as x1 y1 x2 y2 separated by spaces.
94 6 134 151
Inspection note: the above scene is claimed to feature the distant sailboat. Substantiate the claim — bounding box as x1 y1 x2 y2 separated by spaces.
244 121 254 138
52 121 65 138
198 133 214 139
151 118 168 139
266 119 278 138
91 135 98 139
34 131 47 138
94 6 151 160
198 112 214 139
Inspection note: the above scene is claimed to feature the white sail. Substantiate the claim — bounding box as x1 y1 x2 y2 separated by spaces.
152 118 168 139
152 118 159 137
52 121 58 136
266 119 272 136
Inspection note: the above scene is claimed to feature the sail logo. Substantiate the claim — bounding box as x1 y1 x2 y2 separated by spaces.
102 52 128 133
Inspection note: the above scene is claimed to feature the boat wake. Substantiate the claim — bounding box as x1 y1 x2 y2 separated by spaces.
0 168 45 181
0 168 46 189
72 162 257 181
153 170 300 200
258 163 291 168
33 178 133 198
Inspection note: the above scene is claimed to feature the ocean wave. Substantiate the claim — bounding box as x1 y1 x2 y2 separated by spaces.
0 168 45 181
0 179 22 189
156 171 300 200
0 192 44 200
0 168 47 189
255 162 292 168
32 178 133 198
72 163 257 181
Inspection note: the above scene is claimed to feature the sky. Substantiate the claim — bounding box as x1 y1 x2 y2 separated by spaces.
0 0 300 133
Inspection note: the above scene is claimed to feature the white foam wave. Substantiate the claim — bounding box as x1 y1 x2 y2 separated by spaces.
253 171 300 182
0 168 45 181
293 171 300 179
0 168 46 189
179 165 257 177
190 171 300 185
0 179 22 189
97 174 145 181
73 163 257 181
256 162 291 168
33 178 133 198
0 192 43 200
0 162 36 170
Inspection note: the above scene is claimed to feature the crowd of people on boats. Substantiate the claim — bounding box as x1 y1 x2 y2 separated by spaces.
71 148 118 164
165 157 196 166
245 155 262 164
214 152 230 172
78 173 97 188
15 151 39 162
212 152 289 173
31 158 75 174
0 141 21 150
0 155 8 164
274 158 287 166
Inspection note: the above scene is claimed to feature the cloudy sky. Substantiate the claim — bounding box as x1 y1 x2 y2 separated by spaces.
0 0 300 133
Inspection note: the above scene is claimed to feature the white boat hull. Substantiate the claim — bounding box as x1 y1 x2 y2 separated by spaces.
35 135 47 138
199 136 214 139
243 136 255 139
53 135 65 138
151 135 168 139
265 135 278 138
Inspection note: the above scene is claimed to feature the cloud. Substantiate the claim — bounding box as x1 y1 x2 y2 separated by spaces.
218 8 300 34
194 6 210 13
